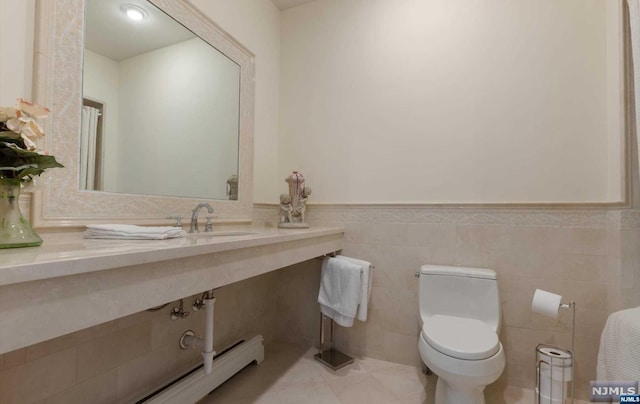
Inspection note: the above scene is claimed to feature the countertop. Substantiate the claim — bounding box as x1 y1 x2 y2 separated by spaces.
0 226 345 286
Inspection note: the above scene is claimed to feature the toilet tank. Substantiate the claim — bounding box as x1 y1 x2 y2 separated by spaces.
419 265 500 332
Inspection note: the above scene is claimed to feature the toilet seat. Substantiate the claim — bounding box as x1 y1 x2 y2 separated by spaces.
422 315 499 360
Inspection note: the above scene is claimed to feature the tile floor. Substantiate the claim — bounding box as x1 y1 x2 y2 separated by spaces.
198 342 589 404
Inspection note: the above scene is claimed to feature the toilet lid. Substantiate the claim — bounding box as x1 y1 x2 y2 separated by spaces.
422 315 499 360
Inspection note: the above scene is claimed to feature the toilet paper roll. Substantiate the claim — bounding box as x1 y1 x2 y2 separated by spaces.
538 346 573 381
540 364 571 402
531 289 562 319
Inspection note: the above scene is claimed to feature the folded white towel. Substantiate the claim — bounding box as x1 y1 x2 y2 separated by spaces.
597 306 640 382
337 255 373 322
84 224 185 240
318 257 362 327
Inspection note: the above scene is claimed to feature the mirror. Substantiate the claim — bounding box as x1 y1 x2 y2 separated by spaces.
81 0 240 200
32 0 254 227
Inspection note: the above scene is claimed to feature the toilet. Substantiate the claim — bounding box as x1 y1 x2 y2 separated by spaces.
417 265 505 404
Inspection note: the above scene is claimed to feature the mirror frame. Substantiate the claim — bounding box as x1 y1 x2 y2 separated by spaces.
31 0 255 228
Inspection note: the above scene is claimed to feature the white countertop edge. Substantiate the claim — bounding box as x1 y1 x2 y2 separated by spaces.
0 226 344 287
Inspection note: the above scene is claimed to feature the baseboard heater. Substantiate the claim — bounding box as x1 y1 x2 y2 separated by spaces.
136 335 264 404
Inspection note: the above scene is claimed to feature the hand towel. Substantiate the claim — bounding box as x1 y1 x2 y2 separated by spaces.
597 306 640 382
84 224 185 240
317 257 362 327
337 255 373 322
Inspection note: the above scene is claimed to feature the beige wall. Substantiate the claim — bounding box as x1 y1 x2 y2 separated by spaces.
0 0 35 105
190 0 281 204
83 49 120 192
278 0 624 203
3 0 624 204
607 2 626 201
116 38 240 198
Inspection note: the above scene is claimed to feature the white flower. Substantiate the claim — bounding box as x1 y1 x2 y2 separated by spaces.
5 99 50 151
0 106 18 122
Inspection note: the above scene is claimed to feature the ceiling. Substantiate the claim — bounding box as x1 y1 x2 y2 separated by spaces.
85 0 319 62
85 0 195 61
271 0 317 10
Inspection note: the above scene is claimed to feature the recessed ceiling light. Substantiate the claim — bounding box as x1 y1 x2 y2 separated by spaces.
120 4 148 21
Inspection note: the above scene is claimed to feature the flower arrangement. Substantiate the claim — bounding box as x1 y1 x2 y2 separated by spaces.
0 99 63 184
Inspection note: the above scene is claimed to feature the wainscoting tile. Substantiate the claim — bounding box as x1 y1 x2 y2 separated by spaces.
46 369 117 404
0 348 26 371
76 321 151 382
0 347 76 404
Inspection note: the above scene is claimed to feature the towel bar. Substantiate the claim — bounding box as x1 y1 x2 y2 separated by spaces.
315 251 339 259
314 313 355 371
315 254 368 274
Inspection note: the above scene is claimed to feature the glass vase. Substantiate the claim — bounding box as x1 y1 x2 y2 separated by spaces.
0 179 42 248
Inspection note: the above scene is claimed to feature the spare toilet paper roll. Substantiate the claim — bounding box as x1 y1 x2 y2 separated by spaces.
538 346 573 402
531 289 563 319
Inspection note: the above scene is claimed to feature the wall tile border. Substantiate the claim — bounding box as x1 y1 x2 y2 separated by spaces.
255 204 640 229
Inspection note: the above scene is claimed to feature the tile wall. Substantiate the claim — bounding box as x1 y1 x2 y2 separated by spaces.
257 205 640 401
0 271 280 404
1 205 639 403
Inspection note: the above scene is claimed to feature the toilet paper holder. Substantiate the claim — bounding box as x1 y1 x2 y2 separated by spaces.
531 289 576 354
536 344 574 404
531 289 576 404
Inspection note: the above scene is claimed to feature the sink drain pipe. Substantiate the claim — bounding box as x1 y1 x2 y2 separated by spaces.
138 289 264 403
202 290 216 374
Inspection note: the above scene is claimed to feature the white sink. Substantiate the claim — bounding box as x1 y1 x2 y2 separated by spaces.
187 230 259 237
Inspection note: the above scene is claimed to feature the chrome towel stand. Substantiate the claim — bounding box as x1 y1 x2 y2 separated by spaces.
315 313 355 370
313 251 356 371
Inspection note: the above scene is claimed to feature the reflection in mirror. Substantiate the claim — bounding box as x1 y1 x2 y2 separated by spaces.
81 0 240 200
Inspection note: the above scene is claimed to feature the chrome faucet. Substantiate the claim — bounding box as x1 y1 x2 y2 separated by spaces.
190 202 214 233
